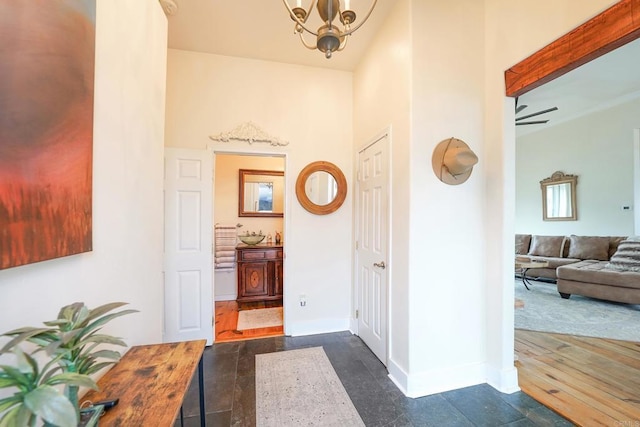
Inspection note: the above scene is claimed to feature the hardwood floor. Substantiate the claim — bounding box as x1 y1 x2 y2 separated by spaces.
214 300 284 343
515 329 640 426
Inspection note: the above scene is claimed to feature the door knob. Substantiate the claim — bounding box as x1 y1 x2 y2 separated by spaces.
373 261 386 269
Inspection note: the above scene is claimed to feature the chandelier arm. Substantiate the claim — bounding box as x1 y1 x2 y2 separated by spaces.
281 0 320 36
336 34 349 52
298 31 318 50
342 0 378 36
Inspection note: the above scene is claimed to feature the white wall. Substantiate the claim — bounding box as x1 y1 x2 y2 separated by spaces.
406 0 487 396
484 0 617 393
0 0 167 374
516 98 639 236
356 0 488 397
353 0 412 382
355 0 620 398
165 51 354 336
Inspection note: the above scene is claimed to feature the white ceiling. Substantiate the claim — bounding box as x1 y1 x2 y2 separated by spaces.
516 38 640 136
165 0 395 71
164 1 640 133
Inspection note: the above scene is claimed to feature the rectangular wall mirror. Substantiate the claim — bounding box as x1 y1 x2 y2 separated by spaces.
239 169 284 217
540 171 578 221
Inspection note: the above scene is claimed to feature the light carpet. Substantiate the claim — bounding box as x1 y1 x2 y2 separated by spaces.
515 280 640 342
236 307 283 331
255 347 365 427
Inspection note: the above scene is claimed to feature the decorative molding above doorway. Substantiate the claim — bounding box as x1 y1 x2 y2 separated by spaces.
209 122 289 146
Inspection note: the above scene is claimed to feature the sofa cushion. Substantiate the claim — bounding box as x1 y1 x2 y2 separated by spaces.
606 238 640 272
608 236 627 259
528 235 565 257
529 256 580 269
558 260 640 289
515 234 531 255
567 235 610 261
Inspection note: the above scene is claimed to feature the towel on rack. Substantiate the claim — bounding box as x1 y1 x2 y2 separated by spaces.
214 224 238 270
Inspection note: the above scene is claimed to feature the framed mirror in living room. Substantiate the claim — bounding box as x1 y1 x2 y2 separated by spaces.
540 171 577 221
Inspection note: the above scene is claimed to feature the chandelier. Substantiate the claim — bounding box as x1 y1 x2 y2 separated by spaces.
282 0 378 59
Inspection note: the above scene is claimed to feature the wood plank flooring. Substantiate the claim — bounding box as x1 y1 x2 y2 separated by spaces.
214 300 284 343
515 329 640 426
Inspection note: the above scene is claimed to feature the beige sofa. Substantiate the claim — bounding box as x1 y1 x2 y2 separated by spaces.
557 238 640 304
515 234 625 281
515 234 640 304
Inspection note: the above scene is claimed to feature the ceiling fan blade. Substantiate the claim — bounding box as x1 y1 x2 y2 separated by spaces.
516 120 549 126
515 106 558 121
514 97 528 114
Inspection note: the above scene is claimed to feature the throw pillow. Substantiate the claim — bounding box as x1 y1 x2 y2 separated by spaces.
567 235 610 261
515 234 531 255
528 235 565 257
606 238 640 272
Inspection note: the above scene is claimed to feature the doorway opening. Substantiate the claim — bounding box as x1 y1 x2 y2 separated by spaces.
212 152 286 343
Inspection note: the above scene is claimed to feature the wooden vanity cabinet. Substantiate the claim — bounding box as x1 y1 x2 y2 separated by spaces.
236 244 283 302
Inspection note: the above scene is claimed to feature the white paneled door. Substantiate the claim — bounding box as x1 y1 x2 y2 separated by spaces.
356 133 389 365
164 148 213 345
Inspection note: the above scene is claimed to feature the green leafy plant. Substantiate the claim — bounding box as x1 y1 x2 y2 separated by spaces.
0 302 137 426
0 348 96 427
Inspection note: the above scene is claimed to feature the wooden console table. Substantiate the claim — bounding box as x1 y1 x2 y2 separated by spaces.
82 340 206 426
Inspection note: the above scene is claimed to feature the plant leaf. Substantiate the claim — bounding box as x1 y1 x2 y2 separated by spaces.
0 377 20 388
83 361 117 376
0 328 53 354
86 349 122 360
57 303 84 323
0 365 30 389
45 373 97 390
24 385 77 427
86 302 130 322
0 395 21 413
0 405 24 427
82 334 127 347
42 319 69 327
81 309 139 338
73 305 92 328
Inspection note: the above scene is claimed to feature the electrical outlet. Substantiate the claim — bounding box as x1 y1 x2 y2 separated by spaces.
299 294 307 307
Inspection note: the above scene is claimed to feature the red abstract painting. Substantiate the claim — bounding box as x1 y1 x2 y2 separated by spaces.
0 1 96 269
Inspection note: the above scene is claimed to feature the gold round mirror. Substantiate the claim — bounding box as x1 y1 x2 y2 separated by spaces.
295 161 347 215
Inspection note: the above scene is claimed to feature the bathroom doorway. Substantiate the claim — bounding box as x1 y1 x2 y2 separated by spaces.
212 152 286 342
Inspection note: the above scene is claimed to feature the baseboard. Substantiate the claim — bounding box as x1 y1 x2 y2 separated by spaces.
396 362 488 398
387 358 410 396
214 294 236 302
287 317 350 337
486 364 520 394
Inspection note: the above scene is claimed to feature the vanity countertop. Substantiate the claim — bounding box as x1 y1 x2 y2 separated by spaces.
236 243 283 249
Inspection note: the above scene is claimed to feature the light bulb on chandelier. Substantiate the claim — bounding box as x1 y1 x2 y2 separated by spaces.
282 0 377 59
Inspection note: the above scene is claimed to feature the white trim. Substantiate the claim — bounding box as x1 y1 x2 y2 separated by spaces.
387 357 409 396
634 129 640 234
486 365 521 395
404 363 486 398
209 146 290 334
214 294 237 302
287 317 351 337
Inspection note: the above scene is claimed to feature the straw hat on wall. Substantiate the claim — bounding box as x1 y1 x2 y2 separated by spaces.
432 137 478 185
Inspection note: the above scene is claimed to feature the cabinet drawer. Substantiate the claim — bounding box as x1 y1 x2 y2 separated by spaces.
239 249 283 261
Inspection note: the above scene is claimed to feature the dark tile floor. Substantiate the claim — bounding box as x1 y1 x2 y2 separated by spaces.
176 331 573 426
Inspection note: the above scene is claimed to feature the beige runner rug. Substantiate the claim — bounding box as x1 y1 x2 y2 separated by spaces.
255 347 365 427
236 307 283 330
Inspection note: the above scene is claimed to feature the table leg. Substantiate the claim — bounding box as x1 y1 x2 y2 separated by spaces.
198 354 205 427
521 268 533 290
